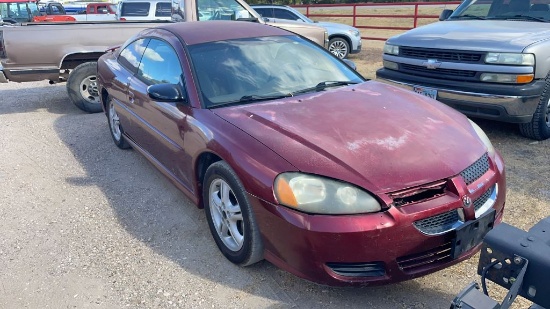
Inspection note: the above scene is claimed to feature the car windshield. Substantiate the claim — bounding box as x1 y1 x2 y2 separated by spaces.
188 35 364 108
449 0 550 22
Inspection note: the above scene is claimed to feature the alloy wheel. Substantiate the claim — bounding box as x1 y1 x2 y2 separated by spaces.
209 178 244 252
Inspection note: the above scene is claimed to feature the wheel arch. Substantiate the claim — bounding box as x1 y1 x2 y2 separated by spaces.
101 88 110 114
60 52 105 70
328 34 351 48
195 151 223 208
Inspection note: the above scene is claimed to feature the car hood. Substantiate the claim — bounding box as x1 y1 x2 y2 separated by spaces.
316 21 357 32
213 81 487 194
387 20 550 52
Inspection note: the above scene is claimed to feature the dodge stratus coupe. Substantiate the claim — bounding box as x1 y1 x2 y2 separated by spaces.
97 21 506 286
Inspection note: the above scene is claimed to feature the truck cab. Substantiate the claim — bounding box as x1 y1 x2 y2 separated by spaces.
0 0 40 23
376 0 550 140
171 0 328 49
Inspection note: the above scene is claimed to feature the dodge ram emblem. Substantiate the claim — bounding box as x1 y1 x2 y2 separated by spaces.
462 195 473 208
423 59 442 69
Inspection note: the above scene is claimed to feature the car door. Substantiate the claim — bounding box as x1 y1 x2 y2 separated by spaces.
112 38 149 139
127 38 194 190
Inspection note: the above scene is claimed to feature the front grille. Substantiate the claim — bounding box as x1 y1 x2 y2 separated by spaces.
390 180 447 207
474 187 493 211
397 242 452 273
414 209 460 235
401 63 476 79
326 262 386 278
400 47 483 63
460 153 490 185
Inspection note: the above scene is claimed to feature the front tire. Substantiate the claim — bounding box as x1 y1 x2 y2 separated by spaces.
328 37 350 59
519 75 550 140
107 97 131 149
203 161 263 266
66 62 102 113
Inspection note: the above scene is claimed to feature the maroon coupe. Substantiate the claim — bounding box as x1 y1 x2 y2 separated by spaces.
97 21 506 286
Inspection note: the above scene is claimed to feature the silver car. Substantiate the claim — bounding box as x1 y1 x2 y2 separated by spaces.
252 4 361 59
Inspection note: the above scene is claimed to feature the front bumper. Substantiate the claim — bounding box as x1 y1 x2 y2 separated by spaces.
350 38 362 54
376 68 544 123
251 152 505 286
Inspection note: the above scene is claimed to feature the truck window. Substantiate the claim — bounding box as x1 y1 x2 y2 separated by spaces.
0 2 39 22
121 2 150 17
137 39 183 85
196 0 253 21
155 2 171 17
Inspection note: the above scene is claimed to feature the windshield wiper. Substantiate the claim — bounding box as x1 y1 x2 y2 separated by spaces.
449 14 487 20
211 93 293 108
490 14 548 22
238 93 293 103
292 81 359 95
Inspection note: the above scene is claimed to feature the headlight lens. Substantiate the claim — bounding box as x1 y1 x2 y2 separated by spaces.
348 29 360 37
274 173 382 214
383 60 399 70
480 73 533 84
383 43 399 55
484 53 534 65
468 119 495 157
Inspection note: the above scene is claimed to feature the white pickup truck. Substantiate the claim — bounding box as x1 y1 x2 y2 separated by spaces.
376 0 550 140
0 0 328 112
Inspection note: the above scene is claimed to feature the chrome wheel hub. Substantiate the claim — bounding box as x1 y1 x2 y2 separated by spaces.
209 179 244 251
79 75 100 104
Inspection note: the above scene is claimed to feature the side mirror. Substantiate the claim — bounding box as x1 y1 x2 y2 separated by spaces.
439 9 453 21
147 84 187 104
343 59 357 71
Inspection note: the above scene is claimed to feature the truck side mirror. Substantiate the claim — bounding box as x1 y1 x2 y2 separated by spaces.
439 9 453 21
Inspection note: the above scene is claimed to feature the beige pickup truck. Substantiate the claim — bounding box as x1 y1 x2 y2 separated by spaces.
0 0 328 112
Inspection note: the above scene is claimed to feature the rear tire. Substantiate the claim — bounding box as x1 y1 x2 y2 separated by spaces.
67 62 103 113
519 74 550 140
203 161 263 266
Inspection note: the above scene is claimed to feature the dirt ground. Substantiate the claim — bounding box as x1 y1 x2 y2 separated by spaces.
1 45 549 309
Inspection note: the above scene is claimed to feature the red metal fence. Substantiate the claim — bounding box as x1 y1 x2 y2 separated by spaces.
291 2 461 41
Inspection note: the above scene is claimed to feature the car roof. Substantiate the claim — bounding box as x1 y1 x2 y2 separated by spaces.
158 21 293 46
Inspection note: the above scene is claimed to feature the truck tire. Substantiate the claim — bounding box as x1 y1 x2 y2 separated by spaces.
328 37 349 59
66 62 102 113
519 75 550 140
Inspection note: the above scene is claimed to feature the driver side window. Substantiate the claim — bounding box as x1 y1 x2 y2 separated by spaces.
136 39 183 85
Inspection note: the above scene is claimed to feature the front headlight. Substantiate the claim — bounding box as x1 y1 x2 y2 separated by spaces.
383 43 399 55
468 119 495 157
484 53 534 66
348 29 360 37
274 173 382 214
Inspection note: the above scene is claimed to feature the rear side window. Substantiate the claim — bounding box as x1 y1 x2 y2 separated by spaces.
118 38 149 74
274 8 299 20
121 2 150 16
155 2 171 17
